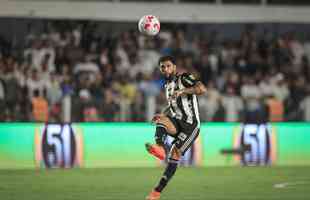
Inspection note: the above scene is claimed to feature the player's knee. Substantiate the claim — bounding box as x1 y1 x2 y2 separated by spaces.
155 123 168 146
156 117 177 135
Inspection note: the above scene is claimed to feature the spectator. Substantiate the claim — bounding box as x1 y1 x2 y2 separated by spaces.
113 76 137 121
26 69 45 99
74 89 100 122
299 87 310 122
241 76 264 122
270 73 290 103
99 88 120 122
199 81 221 121
138 74 160 121
222 86 244 122
265 94 284 122
0 78 5 120
31 89 49 122
0 20 309 122
46 72 62 106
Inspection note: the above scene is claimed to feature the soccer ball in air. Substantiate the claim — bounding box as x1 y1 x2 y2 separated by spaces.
138 15 160 36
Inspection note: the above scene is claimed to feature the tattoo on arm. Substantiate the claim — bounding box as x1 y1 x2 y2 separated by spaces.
182 82 207 96
161 105 171 115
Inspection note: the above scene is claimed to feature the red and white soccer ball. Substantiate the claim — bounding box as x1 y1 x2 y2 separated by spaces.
138 15 160 36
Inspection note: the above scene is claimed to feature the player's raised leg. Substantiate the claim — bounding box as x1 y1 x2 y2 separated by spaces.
145 114 177 161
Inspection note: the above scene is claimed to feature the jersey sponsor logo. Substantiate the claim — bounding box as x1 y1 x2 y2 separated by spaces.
178 132 187 141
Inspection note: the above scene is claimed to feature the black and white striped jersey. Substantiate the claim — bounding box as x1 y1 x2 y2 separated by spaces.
165 73 200 125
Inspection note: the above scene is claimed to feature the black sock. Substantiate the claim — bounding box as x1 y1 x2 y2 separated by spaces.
154 160 178 192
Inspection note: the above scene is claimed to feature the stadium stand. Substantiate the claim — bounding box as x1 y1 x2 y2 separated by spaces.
0 20 310 122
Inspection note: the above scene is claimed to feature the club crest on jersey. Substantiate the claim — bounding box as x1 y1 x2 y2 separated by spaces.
189 74 195 80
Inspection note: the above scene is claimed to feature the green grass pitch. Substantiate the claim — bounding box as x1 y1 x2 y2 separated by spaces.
0 167 309 200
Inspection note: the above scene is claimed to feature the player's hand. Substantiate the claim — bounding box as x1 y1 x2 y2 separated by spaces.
171 90 184 99
152 114 164 123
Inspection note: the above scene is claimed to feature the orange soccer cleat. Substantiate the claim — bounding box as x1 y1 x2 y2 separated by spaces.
145 190 161 200
145 143 166 161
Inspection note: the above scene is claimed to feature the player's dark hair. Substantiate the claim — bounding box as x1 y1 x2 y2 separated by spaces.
158 55 176 65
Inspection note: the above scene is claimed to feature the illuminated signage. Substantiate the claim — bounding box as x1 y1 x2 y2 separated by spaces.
35 123 83 168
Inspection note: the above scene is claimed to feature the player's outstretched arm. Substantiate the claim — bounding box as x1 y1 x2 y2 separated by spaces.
171 73 207 98
172 80 207 98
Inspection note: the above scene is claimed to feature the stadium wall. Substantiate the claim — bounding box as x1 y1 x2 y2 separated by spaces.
1 1 310 23
0 122 309 169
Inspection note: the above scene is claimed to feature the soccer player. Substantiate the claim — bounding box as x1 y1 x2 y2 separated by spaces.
145 56 207 200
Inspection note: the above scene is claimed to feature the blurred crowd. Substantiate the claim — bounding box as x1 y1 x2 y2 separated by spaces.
0 21 310 122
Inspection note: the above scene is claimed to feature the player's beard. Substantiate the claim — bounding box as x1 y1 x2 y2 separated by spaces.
164 71 176 81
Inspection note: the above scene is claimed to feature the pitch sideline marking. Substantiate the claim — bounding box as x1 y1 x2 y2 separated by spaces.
273 181 309 189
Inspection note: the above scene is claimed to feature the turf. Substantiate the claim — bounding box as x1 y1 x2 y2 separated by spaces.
0 167 309 200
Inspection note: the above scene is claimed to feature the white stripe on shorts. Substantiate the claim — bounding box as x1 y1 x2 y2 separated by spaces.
180 126 199 153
